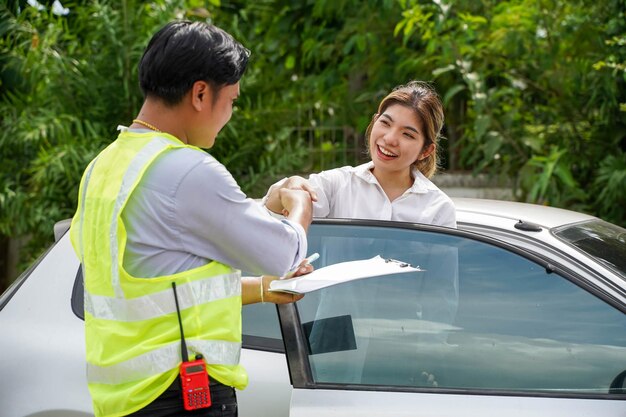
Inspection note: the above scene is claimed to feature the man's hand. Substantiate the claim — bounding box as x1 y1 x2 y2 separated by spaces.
265 176 318 215
261 260 314 304
282 176 318 202
279 188 313 232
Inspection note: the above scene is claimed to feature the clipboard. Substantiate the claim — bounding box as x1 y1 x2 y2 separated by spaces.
269 255 423 295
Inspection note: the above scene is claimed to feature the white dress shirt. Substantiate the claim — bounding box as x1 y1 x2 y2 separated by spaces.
267 162 456 227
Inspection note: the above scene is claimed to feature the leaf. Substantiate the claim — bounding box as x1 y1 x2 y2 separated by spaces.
432 64 456 77
393 20 405 37
285 54 295 70
342 36 355 54
356 35 366 52
553 161 577 188
474 115 490 140
443 84 466 105
521 135 543 153
483 132 503 160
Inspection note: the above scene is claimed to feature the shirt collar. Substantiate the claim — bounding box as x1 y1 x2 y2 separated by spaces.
353 161 433 194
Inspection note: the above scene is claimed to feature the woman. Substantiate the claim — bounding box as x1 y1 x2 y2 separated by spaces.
264 80 455 227
264 81 458 386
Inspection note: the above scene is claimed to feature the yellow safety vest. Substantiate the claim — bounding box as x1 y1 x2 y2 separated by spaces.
70 130 247 417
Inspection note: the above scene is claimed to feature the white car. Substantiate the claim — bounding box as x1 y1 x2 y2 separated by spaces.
1 198 624 417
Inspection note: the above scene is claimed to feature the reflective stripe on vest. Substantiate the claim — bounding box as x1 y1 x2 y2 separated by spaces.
87 339 241 384
85 271 240 322
108 138 174 298
78 158 97 288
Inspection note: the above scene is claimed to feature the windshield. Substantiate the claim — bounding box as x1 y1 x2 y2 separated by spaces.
553 220 626 280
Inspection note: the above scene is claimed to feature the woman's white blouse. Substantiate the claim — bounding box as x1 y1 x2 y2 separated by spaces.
268 162 456 227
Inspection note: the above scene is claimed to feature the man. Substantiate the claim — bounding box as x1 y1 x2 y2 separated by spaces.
69 20 312 417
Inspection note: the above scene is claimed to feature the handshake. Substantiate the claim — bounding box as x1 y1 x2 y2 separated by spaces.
264 176 317 219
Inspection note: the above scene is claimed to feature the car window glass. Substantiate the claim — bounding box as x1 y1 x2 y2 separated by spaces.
553 220 626 280
242 284 283 352
297 224 626 395
242 302 283 351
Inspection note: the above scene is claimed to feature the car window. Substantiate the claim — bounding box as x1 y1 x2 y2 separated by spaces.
296 223 626 395
553 219 626 281
242 302 283 352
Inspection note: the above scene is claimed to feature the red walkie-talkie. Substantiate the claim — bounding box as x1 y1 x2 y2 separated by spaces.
172 283 212 411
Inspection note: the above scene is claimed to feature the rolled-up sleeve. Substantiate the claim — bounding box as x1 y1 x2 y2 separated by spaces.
175 155 307 276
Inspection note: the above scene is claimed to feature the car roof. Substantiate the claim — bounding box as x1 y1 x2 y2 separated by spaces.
452 197 598 230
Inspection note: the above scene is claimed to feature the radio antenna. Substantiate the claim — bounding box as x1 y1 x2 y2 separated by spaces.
172 282 189 363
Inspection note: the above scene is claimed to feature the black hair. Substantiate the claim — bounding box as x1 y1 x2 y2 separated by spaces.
138 21 250 105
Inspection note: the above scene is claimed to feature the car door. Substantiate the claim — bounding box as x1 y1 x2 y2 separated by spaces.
239 300 292 417
277 220 626 417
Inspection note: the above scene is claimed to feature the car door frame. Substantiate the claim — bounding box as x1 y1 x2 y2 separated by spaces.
276 219 626 417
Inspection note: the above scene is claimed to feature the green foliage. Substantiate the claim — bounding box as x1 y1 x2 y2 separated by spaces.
0 0 185 267
210 0 433 191
591 152 626 223
1 0 625 283
396 0 626 225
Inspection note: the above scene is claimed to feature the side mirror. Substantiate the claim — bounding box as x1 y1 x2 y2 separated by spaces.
54 219 72 242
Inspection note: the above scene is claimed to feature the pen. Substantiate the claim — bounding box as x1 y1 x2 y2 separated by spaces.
285 252 320 279
305 252 320 265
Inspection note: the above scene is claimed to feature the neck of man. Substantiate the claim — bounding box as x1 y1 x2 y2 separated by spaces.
131 98 190 144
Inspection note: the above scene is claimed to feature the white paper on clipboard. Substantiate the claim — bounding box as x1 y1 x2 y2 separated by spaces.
268 255 423 295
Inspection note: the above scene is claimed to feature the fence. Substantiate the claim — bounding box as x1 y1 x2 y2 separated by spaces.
288 110 513 201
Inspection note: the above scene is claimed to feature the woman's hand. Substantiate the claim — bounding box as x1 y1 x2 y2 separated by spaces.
265 176 318 215
282 176 318 202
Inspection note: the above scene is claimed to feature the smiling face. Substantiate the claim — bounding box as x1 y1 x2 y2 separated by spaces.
368 103 434 179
